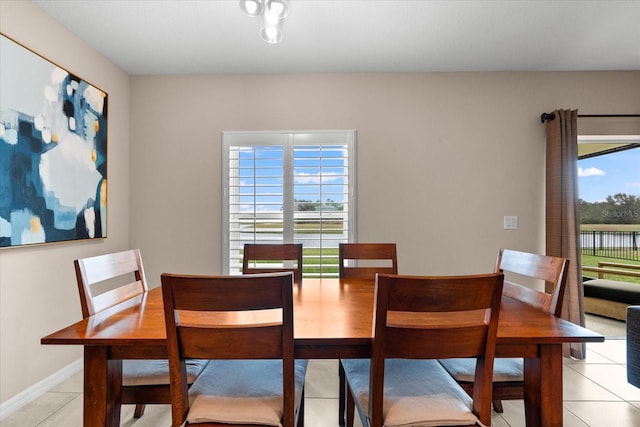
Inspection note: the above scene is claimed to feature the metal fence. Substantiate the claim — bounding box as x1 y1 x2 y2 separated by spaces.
580 230 639 261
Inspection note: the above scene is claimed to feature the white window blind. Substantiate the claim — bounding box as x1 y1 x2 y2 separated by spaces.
222 131 356 277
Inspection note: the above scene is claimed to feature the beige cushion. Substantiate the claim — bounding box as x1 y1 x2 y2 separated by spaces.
122 359 208 386
439 358 523 383
186 359 308 426
341 359 481 427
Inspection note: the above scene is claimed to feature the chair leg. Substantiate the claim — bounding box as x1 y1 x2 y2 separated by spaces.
346 385 355 427
297 388 305 427
339 362 346 427
133 403 146 418
492 399 504 413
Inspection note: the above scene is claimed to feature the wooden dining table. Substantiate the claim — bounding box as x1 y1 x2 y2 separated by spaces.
41 277 603 427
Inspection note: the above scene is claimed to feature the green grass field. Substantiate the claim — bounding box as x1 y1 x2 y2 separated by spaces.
302 247 339 276
581 254 640 284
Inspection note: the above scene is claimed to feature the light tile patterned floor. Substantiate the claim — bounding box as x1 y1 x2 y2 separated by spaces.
2 315 639 426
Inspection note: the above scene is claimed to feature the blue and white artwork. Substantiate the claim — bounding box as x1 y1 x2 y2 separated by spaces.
0 34 108 247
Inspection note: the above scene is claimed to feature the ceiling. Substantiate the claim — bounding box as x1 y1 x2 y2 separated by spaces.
32 0 640 75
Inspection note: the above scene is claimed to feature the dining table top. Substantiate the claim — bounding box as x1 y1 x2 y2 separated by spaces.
41 277 604 359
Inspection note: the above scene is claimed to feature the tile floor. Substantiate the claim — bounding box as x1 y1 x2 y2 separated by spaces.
2 314 639 426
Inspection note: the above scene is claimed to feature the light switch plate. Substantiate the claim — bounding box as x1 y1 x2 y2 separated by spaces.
504 216 518 230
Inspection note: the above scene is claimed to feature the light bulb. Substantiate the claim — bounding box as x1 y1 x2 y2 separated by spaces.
261 24 283 44
265 0 289 20
240 0 264 17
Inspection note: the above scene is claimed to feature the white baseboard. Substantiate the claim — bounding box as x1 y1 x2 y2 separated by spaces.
0 358 83 421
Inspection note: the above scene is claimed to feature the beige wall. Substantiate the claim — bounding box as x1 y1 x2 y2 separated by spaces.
130 72 640 284
0 1 130 403
2 0 640 411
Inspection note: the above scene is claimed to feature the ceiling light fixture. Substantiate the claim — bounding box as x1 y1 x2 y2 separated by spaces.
240 0 289 44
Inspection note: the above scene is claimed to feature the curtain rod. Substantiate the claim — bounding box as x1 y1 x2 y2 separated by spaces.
579 114 640 118
540 113 640 123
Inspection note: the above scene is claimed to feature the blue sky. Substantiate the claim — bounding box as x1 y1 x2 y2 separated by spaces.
578 147 640 203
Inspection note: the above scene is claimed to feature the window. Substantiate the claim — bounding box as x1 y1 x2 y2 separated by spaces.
222 130 356 277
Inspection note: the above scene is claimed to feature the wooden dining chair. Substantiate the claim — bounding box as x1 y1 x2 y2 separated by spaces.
342 272 504 427
338 243 397 279
161 271 307 427
242 243 304 285
337 242 398 425
74 249 208 418
439 248 569 413
337 242 398 426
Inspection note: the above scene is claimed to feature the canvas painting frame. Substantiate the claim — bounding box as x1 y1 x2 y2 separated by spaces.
0 33 108 248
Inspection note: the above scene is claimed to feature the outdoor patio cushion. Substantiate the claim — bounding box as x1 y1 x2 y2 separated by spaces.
583 279 640 305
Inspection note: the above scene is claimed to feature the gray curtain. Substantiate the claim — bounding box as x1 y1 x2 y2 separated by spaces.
543 109 585 359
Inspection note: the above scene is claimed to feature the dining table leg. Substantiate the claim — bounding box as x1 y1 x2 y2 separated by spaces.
83 346 122 427
523 344 563 427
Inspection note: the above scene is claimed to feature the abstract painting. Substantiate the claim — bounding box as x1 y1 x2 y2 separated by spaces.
0 34 108 247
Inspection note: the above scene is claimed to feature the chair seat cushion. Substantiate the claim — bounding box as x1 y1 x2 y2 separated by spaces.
122 359 208 386
186 359 308 426
438 358 523 383
341 359 479 427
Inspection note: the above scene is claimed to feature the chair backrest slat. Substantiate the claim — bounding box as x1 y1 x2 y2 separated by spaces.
339 243 397 279
90 281 146 315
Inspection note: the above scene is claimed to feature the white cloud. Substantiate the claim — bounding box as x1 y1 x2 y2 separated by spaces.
578 166 605 177
294 172 342 184
626 182 640 188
